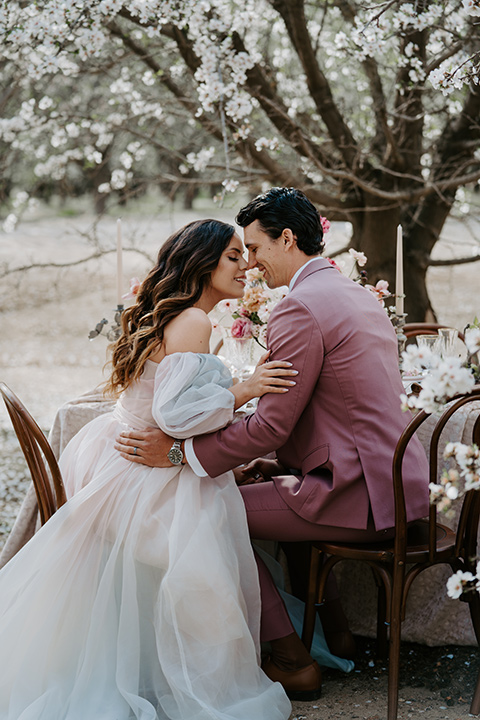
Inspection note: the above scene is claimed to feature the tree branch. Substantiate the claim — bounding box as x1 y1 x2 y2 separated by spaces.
429 253 480 266
0 247 154 278
230 31 337 170
268 0 359 168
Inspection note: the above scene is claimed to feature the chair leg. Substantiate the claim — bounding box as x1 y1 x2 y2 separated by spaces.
467 592 480 714
468 591 480 647
386 563 405 720
471 669 480 716
302 546 321 650
387 614 401 720
376 583 388 661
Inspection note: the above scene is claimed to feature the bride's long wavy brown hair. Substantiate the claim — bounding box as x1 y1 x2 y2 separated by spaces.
105 219 235 396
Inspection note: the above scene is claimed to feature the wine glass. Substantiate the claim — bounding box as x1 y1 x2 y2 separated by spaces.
437 327 459 358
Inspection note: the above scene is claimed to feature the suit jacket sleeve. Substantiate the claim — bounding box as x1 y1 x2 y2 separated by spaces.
193 294 324 476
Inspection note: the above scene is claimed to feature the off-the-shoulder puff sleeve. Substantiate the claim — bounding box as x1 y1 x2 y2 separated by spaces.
151 353 235 438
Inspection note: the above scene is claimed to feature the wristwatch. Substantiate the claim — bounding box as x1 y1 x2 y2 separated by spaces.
167 439 184 466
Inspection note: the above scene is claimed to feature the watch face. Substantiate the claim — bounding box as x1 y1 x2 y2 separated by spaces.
167 447 183 465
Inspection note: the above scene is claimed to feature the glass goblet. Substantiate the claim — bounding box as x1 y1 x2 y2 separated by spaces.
437 327 458 358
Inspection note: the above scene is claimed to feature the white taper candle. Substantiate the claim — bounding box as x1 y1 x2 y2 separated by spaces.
395 224 404 315
116 218 123 306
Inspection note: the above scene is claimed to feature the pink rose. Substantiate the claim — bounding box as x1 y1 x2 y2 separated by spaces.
230 317 254 338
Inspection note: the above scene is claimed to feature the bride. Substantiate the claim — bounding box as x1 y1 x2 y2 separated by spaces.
0 219 294 720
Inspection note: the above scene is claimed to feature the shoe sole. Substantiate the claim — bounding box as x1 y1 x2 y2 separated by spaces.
286 687 322 702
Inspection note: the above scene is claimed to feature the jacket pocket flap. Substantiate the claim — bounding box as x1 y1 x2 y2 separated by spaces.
301 444 330 476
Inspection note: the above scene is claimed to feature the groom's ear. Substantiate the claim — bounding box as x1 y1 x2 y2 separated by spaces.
281 228 296 250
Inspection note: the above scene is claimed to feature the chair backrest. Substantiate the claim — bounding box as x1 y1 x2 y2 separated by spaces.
393 385 480 562
212 338 224 355
404 322 465 342
0 382 67 525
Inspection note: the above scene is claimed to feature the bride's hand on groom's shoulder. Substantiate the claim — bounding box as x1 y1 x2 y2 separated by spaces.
234 458 286 486
244 351 298 398
229 351 297 409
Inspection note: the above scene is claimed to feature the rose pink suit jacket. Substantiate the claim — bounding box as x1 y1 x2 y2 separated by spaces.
194 258 429 531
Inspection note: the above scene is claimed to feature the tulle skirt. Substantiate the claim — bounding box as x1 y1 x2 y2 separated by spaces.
0 414 290 720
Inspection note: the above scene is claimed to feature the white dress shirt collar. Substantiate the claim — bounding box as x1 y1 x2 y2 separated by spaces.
288 257 322 292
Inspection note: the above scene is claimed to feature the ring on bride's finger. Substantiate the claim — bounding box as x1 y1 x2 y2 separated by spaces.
252 472 262 480
133 447 138 455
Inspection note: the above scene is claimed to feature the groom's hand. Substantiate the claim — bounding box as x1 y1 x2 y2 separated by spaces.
234 458 286 485
115 427 175 467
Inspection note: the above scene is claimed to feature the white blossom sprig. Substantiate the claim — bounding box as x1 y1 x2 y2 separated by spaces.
400 345 475 414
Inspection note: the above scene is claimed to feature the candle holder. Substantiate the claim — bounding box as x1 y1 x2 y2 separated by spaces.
88 304 124 342
391 311 408 365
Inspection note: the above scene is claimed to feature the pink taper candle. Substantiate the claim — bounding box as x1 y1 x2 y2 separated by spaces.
116 219 123 306
395 224 404 315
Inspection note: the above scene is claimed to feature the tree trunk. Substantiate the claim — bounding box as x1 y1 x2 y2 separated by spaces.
345 194 448 322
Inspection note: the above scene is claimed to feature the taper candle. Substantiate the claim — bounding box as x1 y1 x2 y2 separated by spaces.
116 218 123 306
395 224 404 315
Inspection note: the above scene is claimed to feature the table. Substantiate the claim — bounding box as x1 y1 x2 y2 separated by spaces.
2 388 480 647
0 387 114 568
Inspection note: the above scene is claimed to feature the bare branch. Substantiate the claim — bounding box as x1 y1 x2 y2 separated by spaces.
0 247 154 279
429 253 480 267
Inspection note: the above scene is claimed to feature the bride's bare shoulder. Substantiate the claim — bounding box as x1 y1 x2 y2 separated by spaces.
163 307 212 354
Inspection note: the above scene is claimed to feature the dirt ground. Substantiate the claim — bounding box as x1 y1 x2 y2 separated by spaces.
1 203 480 719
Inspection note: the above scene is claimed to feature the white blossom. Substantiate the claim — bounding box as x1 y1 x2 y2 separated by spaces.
185 147 215 172
465 327 480 356
348 248 367 267
447 570 475 599
2 214 17 233
222 178 239 193
254 136 280 152
462 0 480 16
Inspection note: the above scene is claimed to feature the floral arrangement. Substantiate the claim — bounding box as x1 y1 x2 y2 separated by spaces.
400 344 475 415
216 268 286 348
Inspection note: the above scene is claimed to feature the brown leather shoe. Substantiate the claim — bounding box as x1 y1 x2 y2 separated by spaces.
261 657 322 701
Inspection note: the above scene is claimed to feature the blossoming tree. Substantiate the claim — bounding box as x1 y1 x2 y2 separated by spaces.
1 0 479 320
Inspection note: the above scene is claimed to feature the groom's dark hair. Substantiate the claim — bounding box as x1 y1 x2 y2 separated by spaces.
235 187 324 256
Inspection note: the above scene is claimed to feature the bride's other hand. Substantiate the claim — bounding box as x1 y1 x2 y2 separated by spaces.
230 350 297 409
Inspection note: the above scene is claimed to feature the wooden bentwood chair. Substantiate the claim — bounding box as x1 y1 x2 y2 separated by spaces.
0 382 67 525
404 322 465 343
301 385 480 720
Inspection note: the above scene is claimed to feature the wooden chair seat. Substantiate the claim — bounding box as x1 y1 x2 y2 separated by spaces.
316 520 456 564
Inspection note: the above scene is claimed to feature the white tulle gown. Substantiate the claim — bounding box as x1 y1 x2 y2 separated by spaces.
0 353 291 720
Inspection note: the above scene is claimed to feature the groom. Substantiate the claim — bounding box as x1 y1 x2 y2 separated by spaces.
116 187 429 697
